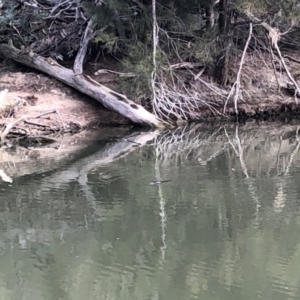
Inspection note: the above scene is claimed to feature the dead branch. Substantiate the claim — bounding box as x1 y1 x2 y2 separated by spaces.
24 120 51 128
194 76 226 97
169 62 205 70
193 67 206 80
244 11 300 102
273 41 300 102
224 23 253 114
55 109 65 127
284 55 300 64
50 0 71 14
1 116 26 142
34 110 56 118
73 19 96 75
94 69 136 77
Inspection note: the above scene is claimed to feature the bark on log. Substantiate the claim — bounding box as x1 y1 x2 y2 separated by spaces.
0 42 166 128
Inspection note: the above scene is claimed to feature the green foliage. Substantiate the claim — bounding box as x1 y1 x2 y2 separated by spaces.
275 0 300 25
0 1 18 28
0 0 47 46
235 0 300 24
120 43 155 99
185 30 219 64
94 32 122 54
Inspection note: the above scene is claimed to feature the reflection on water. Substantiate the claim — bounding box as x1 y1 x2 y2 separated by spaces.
1 122 300 299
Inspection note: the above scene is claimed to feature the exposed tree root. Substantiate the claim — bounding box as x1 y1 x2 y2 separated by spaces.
244 11 300 101
224 23 253 114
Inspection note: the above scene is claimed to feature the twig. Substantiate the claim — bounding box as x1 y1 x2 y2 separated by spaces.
0 116 26 142
9 23 26 45
124 139 142 145
195 76 226 97
194 67 206 80
24 120 50 128
34 109 56 119
50 0 70 14
273 41 300 102
91 24 110 39
94 69 136 77
44 3 73 19
224 23 253 114
55 109 65 128
169 62 204 70
283 55 300 64
244 10 300 102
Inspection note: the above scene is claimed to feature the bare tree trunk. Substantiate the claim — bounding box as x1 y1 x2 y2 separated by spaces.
218 0 228 34
0 42 166 128
215 0 231 85
205 2 215 29
73 19 96 75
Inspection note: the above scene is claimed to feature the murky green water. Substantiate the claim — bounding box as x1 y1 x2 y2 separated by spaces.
1 123 300 299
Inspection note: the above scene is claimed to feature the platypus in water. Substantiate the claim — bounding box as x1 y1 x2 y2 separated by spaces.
148 179 171 186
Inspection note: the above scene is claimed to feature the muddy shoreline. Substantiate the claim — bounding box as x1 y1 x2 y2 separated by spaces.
0 65 132 145
1 52 300 147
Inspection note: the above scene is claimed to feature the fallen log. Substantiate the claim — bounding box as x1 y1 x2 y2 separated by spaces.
0 41 166 128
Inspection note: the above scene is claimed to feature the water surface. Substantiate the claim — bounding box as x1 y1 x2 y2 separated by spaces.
1 123 300 300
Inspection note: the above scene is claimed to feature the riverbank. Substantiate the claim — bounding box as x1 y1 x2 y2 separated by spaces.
0 65 131 145
1 46 300 146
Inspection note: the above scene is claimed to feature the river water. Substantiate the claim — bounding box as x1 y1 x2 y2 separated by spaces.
1 122 300 300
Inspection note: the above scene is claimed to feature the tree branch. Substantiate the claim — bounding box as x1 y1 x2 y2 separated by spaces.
73 19 96 75
224 23 253 114
243 10 300 102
